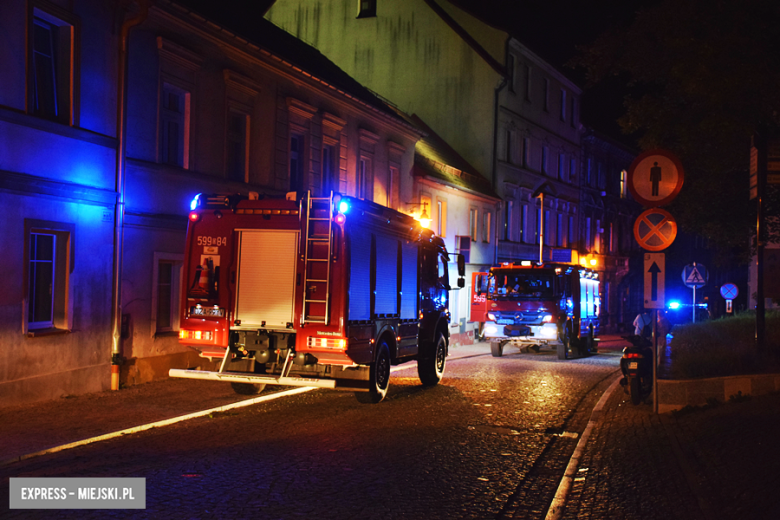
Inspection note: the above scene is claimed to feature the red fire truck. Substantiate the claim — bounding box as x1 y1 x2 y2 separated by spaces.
470 262 600 359
170 191 465 403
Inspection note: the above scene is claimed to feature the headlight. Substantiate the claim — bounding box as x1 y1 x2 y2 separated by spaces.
542 314 553 323
487 312 496 321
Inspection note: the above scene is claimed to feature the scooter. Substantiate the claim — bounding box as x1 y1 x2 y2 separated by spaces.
620 335 653 405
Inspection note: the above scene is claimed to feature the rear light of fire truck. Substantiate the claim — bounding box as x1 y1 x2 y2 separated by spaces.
307 337 347 351
179 330 213 341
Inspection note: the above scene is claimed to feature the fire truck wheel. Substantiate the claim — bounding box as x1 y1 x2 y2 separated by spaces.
356 341 391 404
230 383 267 395
490 342 504 357
418 332 447 386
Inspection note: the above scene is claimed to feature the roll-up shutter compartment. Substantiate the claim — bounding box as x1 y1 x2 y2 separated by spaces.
235 230 299 329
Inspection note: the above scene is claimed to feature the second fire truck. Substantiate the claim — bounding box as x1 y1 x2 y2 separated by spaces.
471 262 600 359
170 191 465 403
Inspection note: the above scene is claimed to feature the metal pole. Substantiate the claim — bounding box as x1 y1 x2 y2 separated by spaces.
692 286 696 323
756 131 766 352
653 309 658 414
539 192 544 264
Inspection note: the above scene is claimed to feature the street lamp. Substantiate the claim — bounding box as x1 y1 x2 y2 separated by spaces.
532 182 551 264
406 201 431 229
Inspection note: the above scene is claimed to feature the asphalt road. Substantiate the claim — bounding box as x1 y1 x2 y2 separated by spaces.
1 344 624 519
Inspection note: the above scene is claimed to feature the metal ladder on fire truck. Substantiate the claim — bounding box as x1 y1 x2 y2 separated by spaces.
301 191 333 326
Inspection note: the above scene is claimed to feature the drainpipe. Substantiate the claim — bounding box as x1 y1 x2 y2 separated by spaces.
111 0 150 391
492 38 509 264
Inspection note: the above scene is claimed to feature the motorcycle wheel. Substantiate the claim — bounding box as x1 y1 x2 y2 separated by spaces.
629 377 641 405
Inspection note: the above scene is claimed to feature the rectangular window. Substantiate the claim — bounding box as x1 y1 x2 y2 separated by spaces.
156 261 173 330
541 146 548 174
570 157 577 183
558 153 565 180
545 210 552 246
290 134 304 192
26 223 72 333
152 253 183 334
521 204 528 243
28 233 56 329
161 83 191 168
585 217 592 250
226 110 249 182
524 63 532 102
560 90 567 121
544 78 550 112
505 200 514 241
358 157 371 199
620 169 627 198
436 199 447 237
323 145 337 196
483 211 491 243
568 216 575 247
508 54 515 93
357 0 377 18
557 214 565 247
523 138 530 167
31 9 74 124
389 166 400 209
536 207 542 244
456 235 471 264
586 158 593 185
570 96 576 127
506 129 514 164
469 208 478 242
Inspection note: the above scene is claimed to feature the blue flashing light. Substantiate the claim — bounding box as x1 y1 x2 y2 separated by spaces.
668 301 681 310
338 200 350 214
190 193 202 211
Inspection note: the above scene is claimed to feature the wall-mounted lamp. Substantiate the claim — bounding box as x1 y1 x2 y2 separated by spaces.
405 201 431 229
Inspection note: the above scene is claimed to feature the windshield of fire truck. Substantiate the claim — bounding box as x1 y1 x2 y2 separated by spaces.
488 269 555 300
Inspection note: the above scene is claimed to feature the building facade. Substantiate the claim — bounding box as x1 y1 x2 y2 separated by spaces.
0 0 120 404
579 129 640 333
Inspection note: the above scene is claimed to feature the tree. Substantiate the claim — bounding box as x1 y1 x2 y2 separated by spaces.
574 0 780 262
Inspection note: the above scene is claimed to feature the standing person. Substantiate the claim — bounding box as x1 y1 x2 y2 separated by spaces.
633 311 652 338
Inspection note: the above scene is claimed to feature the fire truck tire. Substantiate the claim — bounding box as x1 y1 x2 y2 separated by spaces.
418 332 447 386
490 342 504 357
230 383 267 395
356 341 391 404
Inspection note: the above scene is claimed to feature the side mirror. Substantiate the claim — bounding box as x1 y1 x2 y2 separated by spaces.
458 277 465 288
457 254 466 276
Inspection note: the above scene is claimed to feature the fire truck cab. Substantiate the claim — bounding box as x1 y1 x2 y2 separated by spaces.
471 262 600 359
170 191 465 403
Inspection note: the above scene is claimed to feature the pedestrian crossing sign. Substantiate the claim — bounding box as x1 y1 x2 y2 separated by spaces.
682 263 708 288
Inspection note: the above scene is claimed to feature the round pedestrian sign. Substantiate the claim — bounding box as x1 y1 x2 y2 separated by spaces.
720 283 738 299
682 263 708 288
633 208 677 251
628 149 685 207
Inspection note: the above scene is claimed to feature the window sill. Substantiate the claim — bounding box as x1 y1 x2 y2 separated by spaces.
27 327 70 338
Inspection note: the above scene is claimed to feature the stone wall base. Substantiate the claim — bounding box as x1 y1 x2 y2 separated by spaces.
0 364 111 408
657 374 780 414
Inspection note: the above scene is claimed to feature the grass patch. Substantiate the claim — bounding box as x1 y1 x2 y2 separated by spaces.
668 310 780 379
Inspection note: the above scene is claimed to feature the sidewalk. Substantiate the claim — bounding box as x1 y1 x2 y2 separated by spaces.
560 336 780 520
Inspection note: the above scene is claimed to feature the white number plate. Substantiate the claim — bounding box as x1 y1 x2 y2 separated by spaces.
628 361 638 370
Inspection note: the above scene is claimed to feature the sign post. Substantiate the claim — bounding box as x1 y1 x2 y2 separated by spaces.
629 148 684 415
720 283 738 315
682 263 708 322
